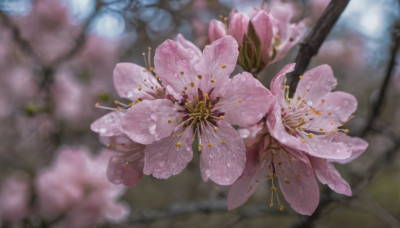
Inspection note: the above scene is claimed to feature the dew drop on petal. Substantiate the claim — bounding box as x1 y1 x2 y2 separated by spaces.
149 124 156 135
205 169 211 177
150 113 158 121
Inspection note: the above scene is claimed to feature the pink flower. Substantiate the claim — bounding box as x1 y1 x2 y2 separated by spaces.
35 147 129 228
267 64 363 160
0 176 30 223
227 64 368 215
122 36 274 185
208 6 305 73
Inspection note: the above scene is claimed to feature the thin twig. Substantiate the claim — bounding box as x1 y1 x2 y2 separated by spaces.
287 0 350 97
361 20 400 136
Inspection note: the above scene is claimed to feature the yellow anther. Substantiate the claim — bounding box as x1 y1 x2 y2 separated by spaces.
220 116 224 120
156 75 160 79
290 157 295 163
116 107 122 111
345 129 349 133
301 139 306 143
199 144 203 151
297 96 301 101
295 174 300 179
197 75 202 79
107 143 112 148
220 140 226 145
299 75 303 79
148 46 152 50
330 121 334 125
255 179 260 183
168 119 172 123
238 99 242 103
308 133 313 138
114 100 119 104
325 132 330 135
214 127 218 132
221 64 226 68
136 99 141 103
274 34 279 39
173 133 178 137
138 87 142 91
182 90 186 94
180 71 184 75
319 128 324 132
279 205 285 212
208 143 212 147
285 85 290 89
176 142 182 147
125 162 130 168
321 99 325 103
285 179 290 184
248 185 253 193
210 79 215 82
190 82 194 87
328 112 332 115
95 103 100 107
306 89 310 92
142 52 145 56
270 186 277 191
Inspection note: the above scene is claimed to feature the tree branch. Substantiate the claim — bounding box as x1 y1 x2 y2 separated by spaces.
361 20 400 135
287 0 350 97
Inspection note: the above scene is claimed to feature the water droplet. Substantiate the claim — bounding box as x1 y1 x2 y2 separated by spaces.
205 169 211 176
149 124 156 134
150 113 158 121
227 163 231 167
99 128 106 134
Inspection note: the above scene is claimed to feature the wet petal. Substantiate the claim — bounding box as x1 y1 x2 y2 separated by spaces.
273 21 306 63
196 36 238 95
154 39 198 99
275 149 319 215
107 155 144 187
227 143 267 210
177 34 202 59
310 157 352 196
269 63 296 106
302 134 352 160
123 99 180 144
218 72 274 127
113 63 160 101
327 133 368 164
91 111 124 137
304 91 357 132
199 121 246 185
143 131 193 179
294 64 337 104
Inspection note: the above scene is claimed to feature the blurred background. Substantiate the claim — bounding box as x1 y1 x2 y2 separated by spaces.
0 0 400 227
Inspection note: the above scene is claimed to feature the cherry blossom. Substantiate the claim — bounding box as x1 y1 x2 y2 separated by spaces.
122 36 274 185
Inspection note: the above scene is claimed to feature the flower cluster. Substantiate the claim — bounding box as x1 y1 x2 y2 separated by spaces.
91 6 368 216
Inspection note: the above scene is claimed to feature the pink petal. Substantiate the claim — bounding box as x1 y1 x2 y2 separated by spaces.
107 155 144 187
273 21 306 63
275 149 319 215
208 19 227 42
177 34 202 58
122 99 180 144
310 157 352 196
218 72 274 127
100 135 144 153
294 64 337 104
327 133 368 164
196 36 238 95
250 10 274 64
199 121 246 185
143 131 193 179
154 39 198 99
270 63 296 105
304 91 357 131
113 63 160 100
228 11 249 46
227 143 267 210
301 134 352 160
91 111 124 137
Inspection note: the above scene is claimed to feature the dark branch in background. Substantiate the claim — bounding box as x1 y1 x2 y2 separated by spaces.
287 0 350 97
290 19 400 228
361 20 400 136
0 10 42 64
127 198 286 224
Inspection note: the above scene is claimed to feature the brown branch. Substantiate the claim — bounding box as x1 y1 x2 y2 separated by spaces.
287 0 350 97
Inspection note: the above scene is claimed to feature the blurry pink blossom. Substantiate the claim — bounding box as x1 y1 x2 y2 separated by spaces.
0 176 30 223
36 147 129 228
208 5 305 73
122 35 274 185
